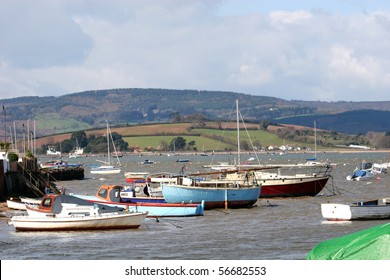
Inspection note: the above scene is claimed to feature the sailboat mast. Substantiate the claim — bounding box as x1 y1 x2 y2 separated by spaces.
236 99 241 167
314 121 317 160
106 122 110 165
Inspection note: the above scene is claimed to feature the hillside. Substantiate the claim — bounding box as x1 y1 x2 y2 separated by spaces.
34 121 379 155
2 88 390 140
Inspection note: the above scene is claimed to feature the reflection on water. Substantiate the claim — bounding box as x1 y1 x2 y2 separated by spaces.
1 152 390 259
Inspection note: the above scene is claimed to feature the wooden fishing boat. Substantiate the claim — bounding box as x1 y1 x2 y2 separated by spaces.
72 185 205 218
9 194 148 231
321 197 390 221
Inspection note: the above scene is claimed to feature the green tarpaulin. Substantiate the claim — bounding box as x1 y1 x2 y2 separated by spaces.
307 223 390 260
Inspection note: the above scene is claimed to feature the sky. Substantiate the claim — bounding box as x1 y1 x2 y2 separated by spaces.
1 0 390 102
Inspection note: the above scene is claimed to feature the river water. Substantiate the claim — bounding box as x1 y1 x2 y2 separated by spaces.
1 151 390 260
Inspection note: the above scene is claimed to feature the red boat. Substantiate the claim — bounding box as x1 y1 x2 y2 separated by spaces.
204 162 333 198
254 163 333 198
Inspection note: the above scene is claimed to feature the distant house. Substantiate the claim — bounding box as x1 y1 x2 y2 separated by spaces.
348 145 371 150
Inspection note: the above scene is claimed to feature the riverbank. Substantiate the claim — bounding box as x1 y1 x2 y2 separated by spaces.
55 148 390 158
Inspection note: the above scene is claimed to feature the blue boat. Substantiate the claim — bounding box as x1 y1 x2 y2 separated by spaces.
161 174 261 210
162 100 261 210
72 185 204 218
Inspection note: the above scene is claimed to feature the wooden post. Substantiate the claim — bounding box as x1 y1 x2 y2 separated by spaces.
0 160 5 199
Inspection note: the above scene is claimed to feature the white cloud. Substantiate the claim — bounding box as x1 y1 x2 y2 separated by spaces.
1 0 390 101
269 10 313 25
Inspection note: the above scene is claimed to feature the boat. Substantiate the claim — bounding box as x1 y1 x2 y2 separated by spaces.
346 169 374 181
321 197 390 221
6 198 28 210
69 146 84 158
253 122 333 197
8 194 148 231
112 151 123 158
140 159 156 165
40 160 85 180
161 100 261 209
90 122 121 175
371 163 388 174
72 185 205 218
254 163 333 197
346 161 375 181
123 172 176 198
46 147 61 156
176 159 190 162
205 163 333 198
124 171 150 183
162 173 261 209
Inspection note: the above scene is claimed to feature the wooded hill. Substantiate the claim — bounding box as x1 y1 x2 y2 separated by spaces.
2 88 390 139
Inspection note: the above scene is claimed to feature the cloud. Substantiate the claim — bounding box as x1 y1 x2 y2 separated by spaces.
1 0 390 101
0 0 92 69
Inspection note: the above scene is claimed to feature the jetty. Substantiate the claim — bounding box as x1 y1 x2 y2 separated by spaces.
0 151 63 200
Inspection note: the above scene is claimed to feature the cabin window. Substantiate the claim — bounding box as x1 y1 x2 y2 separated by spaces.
42 198 52 208
98 189 108 198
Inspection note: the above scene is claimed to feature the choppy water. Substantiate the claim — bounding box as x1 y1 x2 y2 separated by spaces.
1 151 390 260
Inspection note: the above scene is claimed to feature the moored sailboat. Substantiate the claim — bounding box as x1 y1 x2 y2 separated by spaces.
9 194 148 231
161 99 261 209
90 122 121 175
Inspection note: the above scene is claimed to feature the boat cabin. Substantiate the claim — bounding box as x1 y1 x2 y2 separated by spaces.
32 193 123 216
96 185 124 203
95 185 166 203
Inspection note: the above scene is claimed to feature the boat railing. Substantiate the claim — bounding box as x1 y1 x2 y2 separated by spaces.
266 164 333 178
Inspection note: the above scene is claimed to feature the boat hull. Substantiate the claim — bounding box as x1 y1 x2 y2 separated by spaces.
321 203 390 221
161 185 260 209
6 199 27 210
90 167 121 175
9 211 148 231
259 176 330 198
73 195 204 217
120 197 166 203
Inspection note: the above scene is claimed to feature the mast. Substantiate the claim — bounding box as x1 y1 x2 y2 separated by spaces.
106 122 110 165
314 121 317 160
236 99 240 167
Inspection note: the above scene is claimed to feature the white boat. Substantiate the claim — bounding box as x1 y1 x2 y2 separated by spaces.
140 159 156 165
20 196 41 207
69 146 84 158
46 147 61 156
346 169 374 181
371 163 388 174
6 199 27 210
91 165 121 175
321 198 390 221
9 194 148 231
90 122 121 175
6 196 41 210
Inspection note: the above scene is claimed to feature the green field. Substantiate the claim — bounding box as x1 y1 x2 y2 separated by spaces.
123 135 235 151
123 127 304 151
37 121 318 152
36 113 91 134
